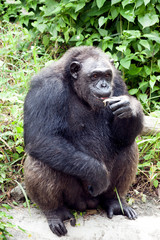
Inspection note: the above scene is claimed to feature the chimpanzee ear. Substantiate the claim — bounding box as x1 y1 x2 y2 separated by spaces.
110 59 114 65
70 61 81 79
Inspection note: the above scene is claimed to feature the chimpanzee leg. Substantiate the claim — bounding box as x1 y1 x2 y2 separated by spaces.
100 143 138 220
24 156 90 236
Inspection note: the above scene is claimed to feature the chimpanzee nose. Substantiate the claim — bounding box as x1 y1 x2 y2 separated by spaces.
101 81 107 88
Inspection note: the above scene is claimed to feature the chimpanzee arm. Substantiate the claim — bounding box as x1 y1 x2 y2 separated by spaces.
24 76 108 197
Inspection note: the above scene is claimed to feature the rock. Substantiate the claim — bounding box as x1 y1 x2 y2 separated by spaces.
5 200 160 240
142 116 160 135
11 182 26 201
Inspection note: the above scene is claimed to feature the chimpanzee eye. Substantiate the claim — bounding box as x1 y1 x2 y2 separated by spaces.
106 73 111 78
92 74 98 79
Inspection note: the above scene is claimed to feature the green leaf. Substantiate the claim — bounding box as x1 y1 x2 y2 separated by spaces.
139 40 150 50
98 16 107 28
87 5 110 16
68 10 78 20
43 5 61 16
139 82 149 93
50 26 57 38
128 88 138 95
111 6 119 20
107 41 114 50
144 0 150 6
16 146 24 154
138 13 159 28
122 0 135 8
75 2 85 12
42 35 50 46
120 58 131 69
116 45 127 52
144 66 151 75
2 204 12 210
16 126 23 133
64 31 69 43
143 32 160 44
101 42 108 51
98 28 108 37
153 180 159 188
150 75 157 89
32 22 47 33
123 30 141 39
138 93 148 103
128 64 142 75
120 6 135 22
111 0 121 5
70 34 84 41
96 0 106 8
156 4 160 13
135 0 143 8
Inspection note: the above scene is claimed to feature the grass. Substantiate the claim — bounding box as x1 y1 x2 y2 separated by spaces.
0 21 52 197
0 20 160 238
137 133 160 191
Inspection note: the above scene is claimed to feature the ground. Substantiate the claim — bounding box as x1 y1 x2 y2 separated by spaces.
6 198 160 240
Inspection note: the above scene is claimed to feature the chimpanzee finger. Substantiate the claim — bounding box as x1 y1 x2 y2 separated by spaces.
64 211 76 226
109 99 130 111
108 97 121 105
124 207 138 220
118 111 132 119
70 217 76 226
112 106 131 117
106 208 114 219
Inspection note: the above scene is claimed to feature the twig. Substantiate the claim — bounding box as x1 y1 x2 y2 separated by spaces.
0 136 11 150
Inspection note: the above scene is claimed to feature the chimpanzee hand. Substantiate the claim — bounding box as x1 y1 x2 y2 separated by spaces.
88 164 110 197
104 199 138 220
108 96 133 119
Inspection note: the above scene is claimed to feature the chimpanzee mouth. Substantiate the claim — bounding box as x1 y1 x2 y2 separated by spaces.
100 97 109 100
93 94 110 101
92 94 111 107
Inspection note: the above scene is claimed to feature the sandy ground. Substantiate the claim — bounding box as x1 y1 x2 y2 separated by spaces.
5 199 160 240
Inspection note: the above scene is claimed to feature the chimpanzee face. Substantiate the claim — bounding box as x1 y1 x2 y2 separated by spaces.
70 56 114 109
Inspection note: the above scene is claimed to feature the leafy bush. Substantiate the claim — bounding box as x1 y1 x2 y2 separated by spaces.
0 21 52 199
137 133 160 190
1 0 160 113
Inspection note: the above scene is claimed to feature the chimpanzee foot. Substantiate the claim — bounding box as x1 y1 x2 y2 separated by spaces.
104 199 138 220
44 207 76 237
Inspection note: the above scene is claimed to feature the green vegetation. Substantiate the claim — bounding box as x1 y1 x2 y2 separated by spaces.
0 204 15 240
0 0 160 238
0 22 52 239
137 133 160 190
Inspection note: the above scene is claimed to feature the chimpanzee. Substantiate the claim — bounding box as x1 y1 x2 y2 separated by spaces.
24 46 144 237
